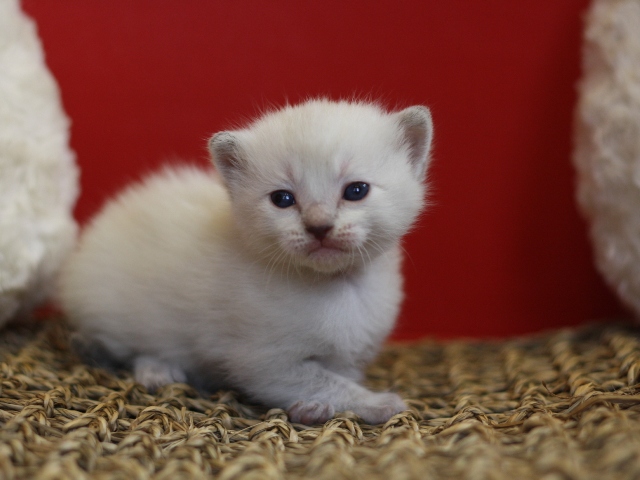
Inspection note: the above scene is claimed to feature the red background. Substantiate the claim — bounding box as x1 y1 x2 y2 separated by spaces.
22 1 628 339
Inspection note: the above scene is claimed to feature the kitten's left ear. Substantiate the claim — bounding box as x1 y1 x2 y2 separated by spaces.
395 106 433 180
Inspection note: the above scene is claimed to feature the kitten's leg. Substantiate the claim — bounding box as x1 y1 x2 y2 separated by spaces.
133 356 187 392
245 360 406 425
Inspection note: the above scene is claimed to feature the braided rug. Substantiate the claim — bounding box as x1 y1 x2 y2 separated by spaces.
1 320 640 479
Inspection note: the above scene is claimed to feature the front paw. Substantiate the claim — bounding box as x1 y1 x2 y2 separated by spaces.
352 392 407 424
288 400 335 425
133 356 187 393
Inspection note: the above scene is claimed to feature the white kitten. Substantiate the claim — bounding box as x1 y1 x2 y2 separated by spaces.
59 99 433 425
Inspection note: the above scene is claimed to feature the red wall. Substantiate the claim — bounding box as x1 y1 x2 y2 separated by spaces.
22 1 627 339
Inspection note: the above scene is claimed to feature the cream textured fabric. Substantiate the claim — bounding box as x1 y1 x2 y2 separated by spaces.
0 0 78 326
574 0 640 316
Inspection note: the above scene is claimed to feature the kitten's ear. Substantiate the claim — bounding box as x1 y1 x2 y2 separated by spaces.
208 131 246 183
395 106 433 180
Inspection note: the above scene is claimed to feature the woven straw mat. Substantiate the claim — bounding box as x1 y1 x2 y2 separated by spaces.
1 320 640 479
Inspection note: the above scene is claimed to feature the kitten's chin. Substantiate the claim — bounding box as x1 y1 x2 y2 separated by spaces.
302 247 357 274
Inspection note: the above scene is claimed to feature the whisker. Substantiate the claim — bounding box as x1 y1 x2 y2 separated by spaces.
264 247 289 285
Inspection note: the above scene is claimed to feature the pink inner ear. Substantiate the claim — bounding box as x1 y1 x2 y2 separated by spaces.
397 108 432 177
404 123 429 166
209 132 245 181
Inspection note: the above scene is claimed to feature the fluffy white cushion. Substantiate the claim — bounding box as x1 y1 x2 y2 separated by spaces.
0 0 78 326
574 0 640 316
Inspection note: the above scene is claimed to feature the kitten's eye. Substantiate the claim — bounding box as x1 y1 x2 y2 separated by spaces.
343 182 370 201
270 190 296 208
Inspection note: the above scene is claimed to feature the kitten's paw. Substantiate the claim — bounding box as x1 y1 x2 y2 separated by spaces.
133 356 187 393
352 392 407 425
288 401 335 425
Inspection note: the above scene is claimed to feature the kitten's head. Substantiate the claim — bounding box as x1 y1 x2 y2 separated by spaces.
208 99 433 275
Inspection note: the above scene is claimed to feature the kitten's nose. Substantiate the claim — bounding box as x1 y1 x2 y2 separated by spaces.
306 224 333 240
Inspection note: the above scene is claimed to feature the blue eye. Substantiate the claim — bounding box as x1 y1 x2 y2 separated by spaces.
343 182 369 201
270 190 296 208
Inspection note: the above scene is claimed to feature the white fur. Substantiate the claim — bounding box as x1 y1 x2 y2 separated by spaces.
0 0 78 327
574 1 640 317
59 99 433 425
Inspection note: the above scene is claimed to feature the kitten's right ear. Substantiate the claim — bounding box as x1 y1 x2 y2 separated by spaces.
208 131 246 182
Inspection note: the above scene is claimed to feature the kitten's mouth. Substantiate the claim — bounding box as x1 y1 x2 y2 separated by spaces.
302 241 355 273
307 241 348 257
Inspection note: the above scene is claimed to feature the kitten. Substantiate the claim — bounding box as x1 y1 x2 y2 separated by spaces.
59 99 433 425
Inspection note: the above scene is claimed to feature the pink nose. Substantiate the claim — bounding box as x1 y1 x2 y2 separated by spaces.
306 224 333 240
